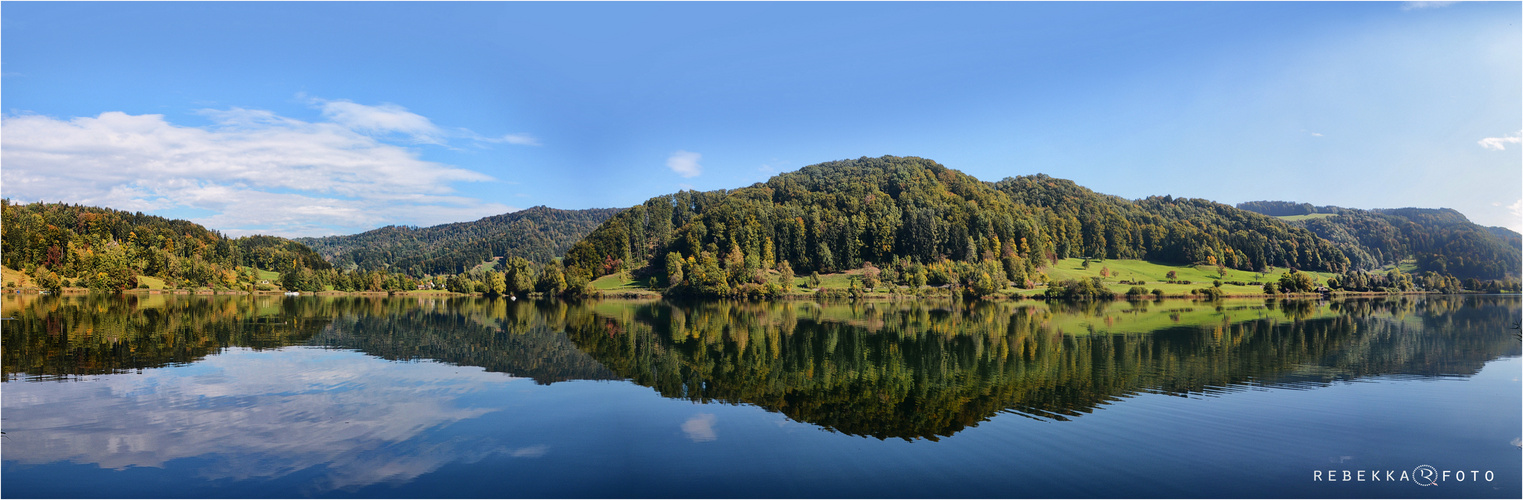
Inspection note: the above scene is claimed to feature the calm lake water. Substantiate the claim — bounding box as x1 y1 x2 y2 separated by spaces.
2 294 1519 498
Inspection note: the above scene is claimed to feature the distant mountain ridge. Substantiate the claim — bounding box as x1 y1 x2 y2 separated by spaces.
297 206 622 276
1236 202 1521 280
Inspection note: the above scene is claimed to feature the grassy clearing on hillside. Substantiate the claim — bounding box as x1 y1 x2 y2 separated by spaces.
591 274 658 293
136 275 168 290
1276 213 1336 221
793 269 861 290
3 266 33 289
470 258 501 274
1365 259 1420 275
778 258 1338 298
1035 258 1337 296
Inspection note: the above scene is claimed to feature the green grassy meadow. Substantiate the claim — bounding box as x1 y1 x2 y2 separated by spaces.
469 258 501 274
590 274 659 294
135 275 168 290
777 258 1339 298
3 265 33 289
1033 258 1337 296
255 268 281 282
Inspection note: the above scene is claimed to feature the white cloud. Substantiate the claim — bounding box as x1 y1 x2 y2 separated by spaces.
1310 132 1323 137
681 413 717 442
311 98 445 144
1478 130 1521 151
1401 1 1455 10
0 109 513 237
666 150 703 178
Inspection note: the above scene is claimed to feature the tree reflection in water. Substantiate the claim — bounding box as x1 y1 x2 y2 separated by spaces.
563 296 1520 440
4 294 1517 441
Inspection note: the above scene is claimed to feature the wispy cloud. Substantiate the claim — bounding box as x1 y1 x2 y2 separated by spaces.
1478 130 1521 151
498 134 542 146
509 445 549 458
1 108 513 237
753 159 792 183
1401 1 1455 10
302 95 541 148
1508 199 1522 233
667 150 703 178
758 159 790 174
310 98 446 145
464 131 543 147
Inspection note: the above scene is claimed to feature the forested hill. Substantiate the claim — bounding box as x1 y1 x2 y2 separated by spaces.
563 155 1353 291
1 199 329 291
297 206 622 276
1236 201 1521 281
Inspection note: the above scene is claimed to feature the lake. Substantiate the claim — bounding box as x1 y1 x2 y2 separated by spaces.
2 294 1518 498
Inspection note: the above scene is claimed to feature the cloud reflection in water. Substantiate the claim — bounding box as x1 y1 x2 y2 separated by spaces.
1 347 544 491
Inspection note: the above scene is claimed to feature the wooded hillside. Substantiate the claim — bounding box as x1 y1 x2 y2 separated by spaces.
2 199 329 292
563 156 1357 295
1237 202 1521 280
297 206 621 276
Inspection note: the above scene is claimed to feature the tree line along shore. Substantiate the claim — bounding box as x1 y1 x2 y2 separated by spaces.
4 156 1519 301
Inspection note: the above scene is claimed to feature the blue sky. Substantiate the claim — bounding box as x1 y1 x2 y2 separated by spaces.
3 1 1519 237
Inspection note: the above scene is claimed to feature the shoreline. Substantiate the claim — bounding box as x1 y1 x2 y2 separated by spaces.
3 286 1498 301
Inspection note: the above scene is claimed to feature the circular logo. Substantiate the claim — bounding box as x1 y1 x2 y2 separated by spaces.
1413 465 1439 487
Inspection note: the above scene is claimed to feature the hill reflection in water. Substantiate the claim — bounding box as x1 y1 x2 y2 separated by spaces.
565 296 1520 440
5 294 1516 442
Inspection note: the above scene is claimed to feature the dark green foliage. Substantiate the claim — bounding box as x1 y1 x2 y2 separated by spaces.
1194 287 1225 300
279 267 327 293
1236 201 1314 216
1277 270 1318 293
536 260 568 296
964 259 1005 298
1236 201 1347 217
504 257 535 297
298 206 621 276
1043 278 1114 300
